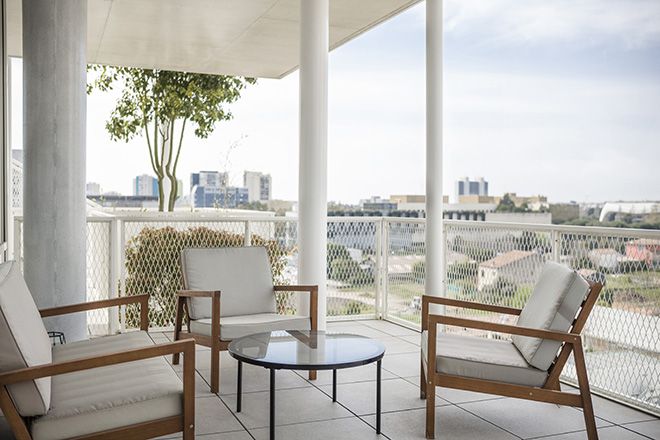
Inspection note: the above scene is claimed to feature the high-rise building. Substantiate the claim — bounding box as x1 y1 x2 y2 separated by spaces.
86 182 103 195
455 177 488 202
244 171 272 202
190 171 227 192
192 186 248 209
133 174 159 196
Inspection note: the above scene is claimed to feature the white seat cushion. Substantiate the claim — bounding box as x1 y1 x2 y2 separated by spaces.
512 261 590 370
30 332 182 440
422 331 548 387
0 261 52 416
181 247 276 319
190 313 311 341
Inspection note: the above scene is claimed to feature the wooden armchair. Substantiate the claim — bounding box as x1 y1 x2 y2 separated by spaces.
172 246 318 393
0 261 196 440
421 261 603 440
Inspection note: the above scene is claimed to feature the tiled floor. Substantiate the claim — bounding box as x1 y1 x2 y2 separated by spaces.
1 320 659 439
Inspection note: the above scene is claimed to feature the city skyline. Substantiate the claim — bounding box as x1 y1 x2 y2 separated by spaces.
8 0 660 205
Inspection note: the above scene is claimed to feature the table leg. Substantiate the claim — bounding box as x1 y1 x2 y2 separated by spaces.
377 359 382 434
270 368 276 440
332 369 337 402
237 360 242 412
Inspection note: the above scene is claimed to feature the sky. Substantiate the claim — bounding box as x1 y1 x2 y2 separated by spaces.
10 0 660 205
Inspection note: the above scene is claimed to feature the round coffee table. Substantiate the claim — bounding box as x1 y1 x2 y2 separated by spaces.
228 330 386 440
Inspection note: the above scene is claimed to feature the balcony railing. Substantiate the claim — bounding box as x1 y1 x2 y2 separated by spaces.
13 215 660 416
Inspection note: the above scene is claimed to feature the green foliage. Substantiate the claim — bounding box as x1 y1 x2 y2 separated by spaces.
483 277 518 299
412 260 425 281
348 272 374 286
344 300 364 315
88 65 256 211
237 201 269 211
123 226 290 328
495 194 531 213
327 243 351 277
330 258 361 282
447 262 478 280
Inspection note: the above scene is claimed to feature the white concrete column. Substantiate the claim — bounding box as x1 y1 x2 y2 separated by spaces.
23 0 87 341
426 0 444 298
298 0 328 330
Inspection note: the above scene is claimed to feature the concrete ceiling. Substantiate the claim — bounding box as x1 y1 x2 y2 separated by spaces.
6 0 421 79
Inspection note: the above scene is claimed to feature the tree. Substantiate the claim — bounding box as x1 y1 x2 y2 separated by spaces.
88 66 256 211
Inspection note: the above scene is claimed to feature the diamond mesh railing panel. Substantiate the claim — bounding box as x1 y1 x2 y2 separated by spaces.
121 219 249 329
86 220 113 336
326 219 379 320
557 231 660 414
440 221 660 415
11 160 23 210
384 219 426 326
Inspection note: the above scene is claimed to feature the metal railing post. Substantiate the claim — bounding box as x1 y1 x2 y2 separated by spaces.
13 217 21 269
381 220 390 320
374 218 382 319
119 219 126 333
244 220 252 246
552 229 561 263
109 218 120 334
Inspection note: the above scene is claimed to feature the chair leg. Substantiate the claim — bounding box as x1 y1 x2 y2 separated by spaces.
420 357 427 399
172 298 185 365
211 347 220 394
308 370 317 380
425 379 436 439
574 342 598 440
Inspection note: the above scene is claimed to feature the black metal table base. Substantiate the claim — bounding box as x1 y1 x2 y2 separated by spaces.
237 363 382 440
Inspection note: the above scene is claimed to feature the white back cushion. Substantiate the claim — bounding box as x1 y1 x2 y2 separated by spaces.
0 261 52 416
512 260 590 370
181 247 276 319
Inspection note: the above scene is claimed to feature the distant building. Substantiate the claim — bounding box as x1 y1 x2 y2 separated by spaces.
455 177 488 203
86 194 159 209
588 248 620 271
86 182 103 195
190 171 227 192
359 196 396 213
599 202 660 223
192 186 248 209
133 174 158 196
625 239 660 267
244 171 272 202
478 250 544 291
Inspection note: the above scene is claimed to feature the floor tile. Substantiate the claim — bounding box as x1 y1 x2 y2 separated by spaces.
538 425 651 440
363 406 519 440
249 416 381 440
318 377 445 416
376 335 420 355
194 395 244 435
621 419 660 438
221 385 354 429
359 320 421 337
197 363 312 396
587 393 660 425
382 351 423 378
301 362 395 386
459 397 612 439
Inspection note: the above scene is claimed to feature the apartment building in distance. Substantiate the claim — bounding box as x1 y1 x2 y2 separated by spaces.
244 171 272 202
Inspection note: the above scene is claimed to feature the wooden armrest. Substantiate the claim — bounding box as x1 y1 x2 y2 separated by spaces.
0 339 196 386
39 294 150 318
177 290 221 298
422 295 522 315
274 285 318 292
428 314 579 344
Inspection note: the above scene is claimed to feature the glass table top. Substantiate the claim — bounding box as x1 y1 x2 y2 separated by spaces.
227 330 386 370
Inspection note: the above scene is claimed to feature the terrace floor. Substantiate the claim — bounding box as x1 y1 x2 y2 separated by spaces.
1 319 659 440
